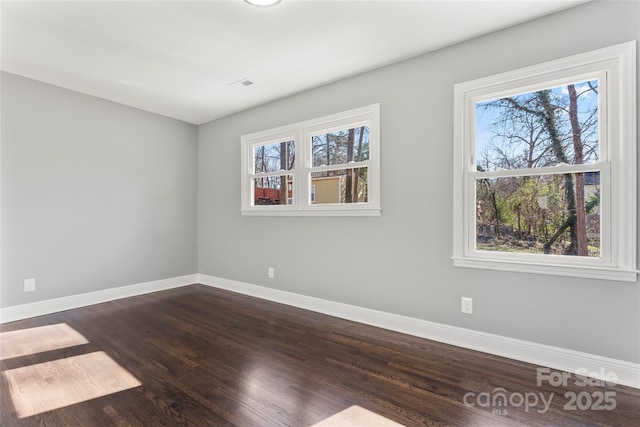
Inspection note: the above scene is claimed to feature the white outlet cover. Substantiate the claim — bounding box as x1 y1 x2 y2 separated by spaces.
24 278 36 292
461 297 473 314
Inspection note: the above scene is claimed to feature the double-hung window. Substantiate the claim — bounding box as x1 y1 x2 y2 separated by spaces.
452 42 636 281
241 104 380 216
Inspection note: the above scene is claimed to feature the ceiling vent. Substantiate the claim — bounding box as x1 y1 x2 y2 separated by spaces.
228 78 254 89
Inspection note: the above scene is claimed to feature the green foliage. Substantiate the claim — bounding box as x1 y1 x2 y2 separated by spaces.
586 189 600 214
476 173 600 255
475 79 600 257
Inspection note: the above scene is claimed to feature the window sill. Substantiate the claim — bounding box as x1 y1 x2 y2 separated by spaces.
241 207 381 217
452 257 638 282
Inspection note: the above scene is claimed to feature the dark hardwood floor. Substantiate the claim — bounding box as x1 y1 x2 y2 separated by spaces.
1 284 639 426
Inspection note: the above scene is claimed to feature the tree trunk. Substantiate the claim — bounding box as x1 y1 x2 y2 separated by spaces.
568 84 588 256
356 126 365 162
490 189 501 237
345 128 355 203
353 126 365 201
279 142 288 204
326 133 332 166
538 90 578 255
544 215 575 254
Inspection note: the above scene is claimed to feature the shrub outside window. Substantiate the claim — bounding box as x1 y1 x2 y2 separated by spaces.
452 42 636 281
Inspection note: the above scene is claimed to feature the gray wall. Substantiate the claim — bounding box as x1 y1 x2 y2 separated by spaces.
1 72 198 307
198 1 640 363
1 1 637 364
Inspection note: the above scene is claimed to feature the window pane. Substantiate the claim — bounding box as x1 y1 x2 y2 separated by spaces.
254 175 293 205
253 141 294 174
475 79 599 171
476 172 600 257
312 126 369 167
311 168 367 204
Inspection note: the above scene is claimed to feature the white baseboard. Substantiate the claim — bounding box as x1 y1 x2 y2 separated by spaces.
197 274 640 389
1 272 637 389
0 274 198 324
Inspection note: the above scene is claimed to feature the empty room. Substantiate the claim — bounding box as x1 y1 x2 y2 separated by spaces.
1 0 639 426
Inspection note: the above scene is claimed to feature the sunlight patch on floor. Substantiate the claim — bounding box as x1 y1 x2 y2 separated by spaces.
0 323 89 360
2 351 141 418
310 405 405 427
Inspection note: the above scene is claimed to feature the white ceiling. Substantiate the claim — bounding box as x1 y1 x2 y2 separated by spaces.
1 0 586 125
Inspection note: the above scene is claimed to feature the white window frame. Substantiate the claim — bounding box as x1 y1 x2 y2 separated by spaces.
241 104 380 216
452 41 637 282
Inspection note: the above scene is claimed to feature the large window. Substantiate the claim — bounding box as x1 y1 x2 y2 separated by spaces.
241 104 380 216
452 42 636 281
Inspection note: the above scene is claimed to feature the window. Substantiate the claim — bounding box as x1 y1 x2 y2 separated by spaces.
453 42 636 281
241 104 380 216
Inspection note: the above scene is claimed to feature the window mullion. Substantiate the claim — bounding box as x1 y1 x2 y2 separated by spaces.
309 160 370 174
471 162 607 179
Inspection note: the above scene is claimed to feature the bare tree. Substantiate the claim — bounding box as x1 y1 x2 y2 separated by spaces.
478 80 599 255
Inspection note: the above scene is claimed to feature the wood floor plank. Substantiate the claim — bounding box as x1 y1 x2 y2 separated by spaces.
1 284 638 426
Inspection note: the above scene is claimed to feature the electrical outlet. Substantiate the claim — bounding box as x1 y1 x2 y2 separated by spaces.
461 297 473 314
24 278 36 292
268 267 274 279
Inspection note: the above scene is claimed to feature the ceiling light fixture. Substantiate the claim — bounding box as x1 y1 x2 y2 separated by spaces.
244 0 281 7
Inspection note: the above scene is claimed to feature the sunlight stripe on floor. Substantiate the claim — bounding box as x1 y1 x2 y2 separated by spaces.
0 323 89 360
3 351 141 418
310 405 405 427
